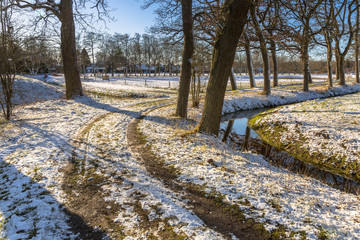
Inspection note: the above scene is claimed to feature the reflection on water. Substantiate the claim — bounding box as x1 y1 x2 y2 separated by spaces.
221 108 360 195
221 108 270 139
221 118 259 139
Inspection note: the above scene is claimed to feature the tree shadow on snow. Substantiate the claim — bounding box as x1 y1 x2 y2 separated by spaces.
74 95 176 127
0 159 107 240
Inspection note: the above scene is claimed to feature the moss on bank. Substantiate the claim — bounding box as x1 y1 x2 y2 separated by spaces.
249 108 360 183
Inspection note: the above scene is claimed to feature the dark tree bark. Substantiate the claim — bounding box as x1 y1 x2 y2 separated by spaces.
0 2 16 120
60 0 83 99
301 50 310 92
243 32 256 88
300 23 311 92
222 120 234 142
250 3 270 95
229 67 237 90
332 1 355 86
198 0 251 136
338 54 346 85
335 43 351 86
269 32 278 87
325 33 333 87
175 0 194 118
335 54 340 80
356 0 359 83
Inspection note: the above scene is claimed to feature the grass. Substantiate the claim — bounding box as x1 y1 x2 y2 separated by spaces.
249 103 360 182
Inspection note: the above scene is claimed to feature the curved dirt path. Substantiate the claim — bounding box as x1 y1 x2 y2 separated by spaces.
61 97 271 239
61 100 225 239
127 109 270 240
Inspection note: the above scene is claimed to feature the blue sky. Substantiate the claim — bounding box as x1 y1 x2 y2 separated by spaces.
103 0 158 36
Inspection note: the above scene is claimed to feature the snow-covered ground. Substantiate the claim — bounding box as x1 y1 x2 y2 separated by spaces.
250 93 360 181
28 73 329 90
140 102 360 240
77 109 224 239
1 75 360 239
0 77 225 239
222 82 360 114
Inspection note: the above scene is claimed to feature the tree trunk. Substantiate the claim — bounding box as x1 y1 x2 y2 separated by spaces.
356 39 359 83
270 39 278 87
356 0 360 83
222 120 234 142
125 62 128 77
268 30 278 87
198 0 251 135
327 48 333 88
250 4 270 95
175 0 194 118
229 67 237 90
335 53 340 80
244 33 256 88
60 0 83 99
326 34 333 87
301 42 310 92
339 55 346 85
301 55 310 92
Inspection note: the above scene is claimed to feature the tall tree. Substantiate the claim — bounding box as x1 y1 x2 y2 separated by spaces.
279 0 323 91
80 48 91 76
250 1 271 95
175 0 194 118
355 0 360 83
0 0 18 120
316 0 335 87
114 33 130 77
198 0 251 135
331 0 356 85
242 31 256 88
8 0 108 99
83 31 101 77
129 33 142 76
263 0 281 87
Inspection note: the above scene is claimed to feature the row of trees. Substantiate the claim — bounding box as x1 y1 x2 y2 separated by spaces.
80 32 185 77
0 0 109 119
146 0 360 135
2 0 360 136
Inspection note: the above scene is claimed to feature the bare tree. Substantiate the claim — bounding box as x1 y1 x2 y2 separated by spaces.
263 0 281 87
198 0 251 135
355 0 360 83
250 1 271 95
175 0 194 118
114 33 130 77
79 48 90 77
129 33 142 76
315 0 335 87
279 0 323 91
242 31 256 88
331 0 356 85
22 36 47 75
7 0 109 99
83 31 101 77
0 0 18 120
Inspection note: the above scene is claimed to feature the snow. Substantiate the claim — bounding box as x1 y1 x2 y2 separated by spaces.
0 76 224 239
137 80 360 239
251 93 360 175
73 110 224 239
140 105 360 239
1 74 360 239
222 83 360 114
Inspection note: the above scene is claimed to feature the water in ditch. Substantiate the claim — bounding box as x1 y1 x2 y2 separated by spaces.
221 108 360 195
